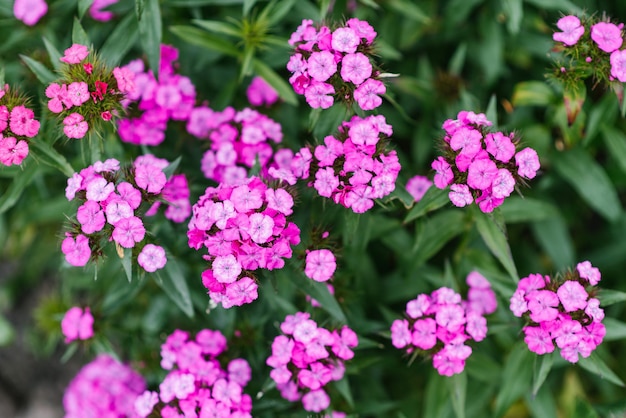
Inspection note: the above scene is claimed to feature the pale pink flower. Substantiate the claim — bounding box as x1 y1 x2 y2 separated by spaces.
304 249 336 282
112 216 145 248
331 27 359 53
138 244 167 272
113 66 136 94
491 168 515 199
305 81 335 109
553 15 585 46
61 234 91 266
467 159 498 190
61 306 94 343
557 280 588 312
246 213 274 244
432 156 453 189
523 325 554 355
449 184 473 207
212 254 242 283
314 167 339 198
0 136 29 166
302 389 330 413
60 44 89 64
515 147 540 179
484 132 515 162
610 49 626 82
307 51 337 82
576 260 601 285
13 0 47 26
76 200 106 234
340 52 372 85
63 113 88 139
406 175 432 202
67 82 90 106
591 22 623 53
353 78 385 110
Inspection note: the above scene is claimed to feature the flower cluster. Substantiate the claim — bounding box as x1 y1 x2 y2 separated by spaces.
46 44 134 139
551 15 626 84
188 176 301 308
118 44 196 146
267 312 358 413
134 329 253 418
246 76 279 107
431 111 540 213
188 106 283 185
0 85 40 166
61 306 94 344
509 261 606 363
287 18 386 110
390 272 497 376
270 114 399 213
61 155 189 272
64 354 146 418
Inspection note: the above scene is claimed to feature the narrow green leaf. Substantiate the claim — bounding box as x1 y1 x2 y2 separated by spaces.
448 371 467 418
502 0 523 34
494 342 534 417
170 25 238 56
603 317 626 341
240 45 255 80
154 256 194 318
512 81 556 107
585 93 618 146
0 314 15 346
100 13 139 67
192 19 242 37
0 161 38 215
136 0 162 74
601 126 626 175
162 156 182 179
474 208 519 282
387 0 430 22
531 217 575 271
334 375 354 409
485 93 498 128
42 37 62 71
597 289 626 306
523 0 582 13
266 0 296 26
573 398 600 418
78 0 94 19
404 186 449 223
19 55 56 84
423 370 452 418
500 197 559 223
120 247 132 283
72 17 91 46
532 351 555 396
318 0 332 20
243 0 256 16
252 59 298 106
553 148 622 222
166 0 244 5
578 352 625 387
29 137 75 177
291 272 347 323
412 210 465 266
448 43 467 77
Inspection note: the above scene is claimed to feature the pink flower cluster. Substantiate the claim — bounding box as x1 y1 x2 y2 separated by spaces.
287 19 386 110
119 45 196 146
269 114 400 213
246 76 279 107
390 272 497 376
62 155 189 271
46 44 134 139
61 306 94 343
0 85 40 166
509 261 606 363
64 354 146 418
188 176 301 308
134 329 253 418
188 106 283 185
267 312 358 413
432 111 540 213
552 15 626 82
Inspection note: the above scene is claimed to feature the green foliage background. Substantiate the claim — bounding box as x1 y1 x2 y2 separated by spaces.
1 0 626 416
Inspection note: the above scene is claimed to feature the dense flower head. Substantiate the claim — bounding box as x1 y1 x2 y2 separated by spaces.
61 156 186 271
188 176 301 308
390 271 497 376
188 106 283 185
47 44 134 139
267 313 357 413
268 114 399 213
431 111 540 212
118 45 196 146
135 328 253 417
509 261 605 363
287 19 386 110
0 85 40 166
63 354 146 418
61 306 94 343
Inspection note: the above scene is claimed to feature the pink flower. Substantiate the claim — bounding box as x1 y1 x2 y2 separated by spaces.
449 184 473 207
212 254 242 283
406 175 432 202
67 82 90 106
576 260 601 285
527 290 560 322
60 44 89 64
138 244 167 272
230 184 264 212
0 136 29 166
90 0 118 22
246 213 274 244
134 391 158 418
515 147 540 179
305 81 335 109
411 318 437 350
610 49 626 82
112 216 145 248
591 22 623 53
435 304 465 331
76 200 106 234
224 277 258 307
523 325 554 355
85 177 114 202
302 389 330 413
557 280 588 312
406 294 430 319
113 66 136 94
432 351 464 376
246 76 279 106
314 167 339 198
45 83 68 113
491 168 515 199
9 105 40 137
467 159 498 190
265 188 294 216
63 113 89 139
340 53 372 85
484 132 515 162
553 15 585 46
307 51 337 82
450 127 482 157
331 27 359 53
293 319 319 344
13 0 47 26
304 249 336 282
353 78 385 110
134 164 167 194
61 306 94 343
432 156 453 189
61 234 91 266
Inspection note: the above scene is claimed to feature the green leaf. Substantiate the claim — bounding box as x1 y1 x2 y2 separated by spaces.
42 37 62 71
573 398 600 418
78 0 94 19
265 0 296 26
166 0 244 5
494 342 534 417
578 352 625 387
252 59 298 106
242 0 256 16
601 126 626 175
447 371 467 418
29 137 75 177
170 25 238 56
532 351 555 396
474 208 519 282
162 156 181 179
500 197 559 223
136 0 162 74
387 0 430 23
120 246 133 283
585 93 618 146
597 289 626 306
412 210 465 267
448 43 467 77
19 55 56 84
193 19 242 37
502 0 523 34
404 186 449 223
512 81 556 107
72 17 91 46
240 44 255 80
485 93 498 128
291 272 347 323
0 314 15 346
603 317 626 341
154 256 194 318
553 148 622 223
523 0 582 13
530 217 575 271
334 375 354 409
100 13 139 67
0 161 38 215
